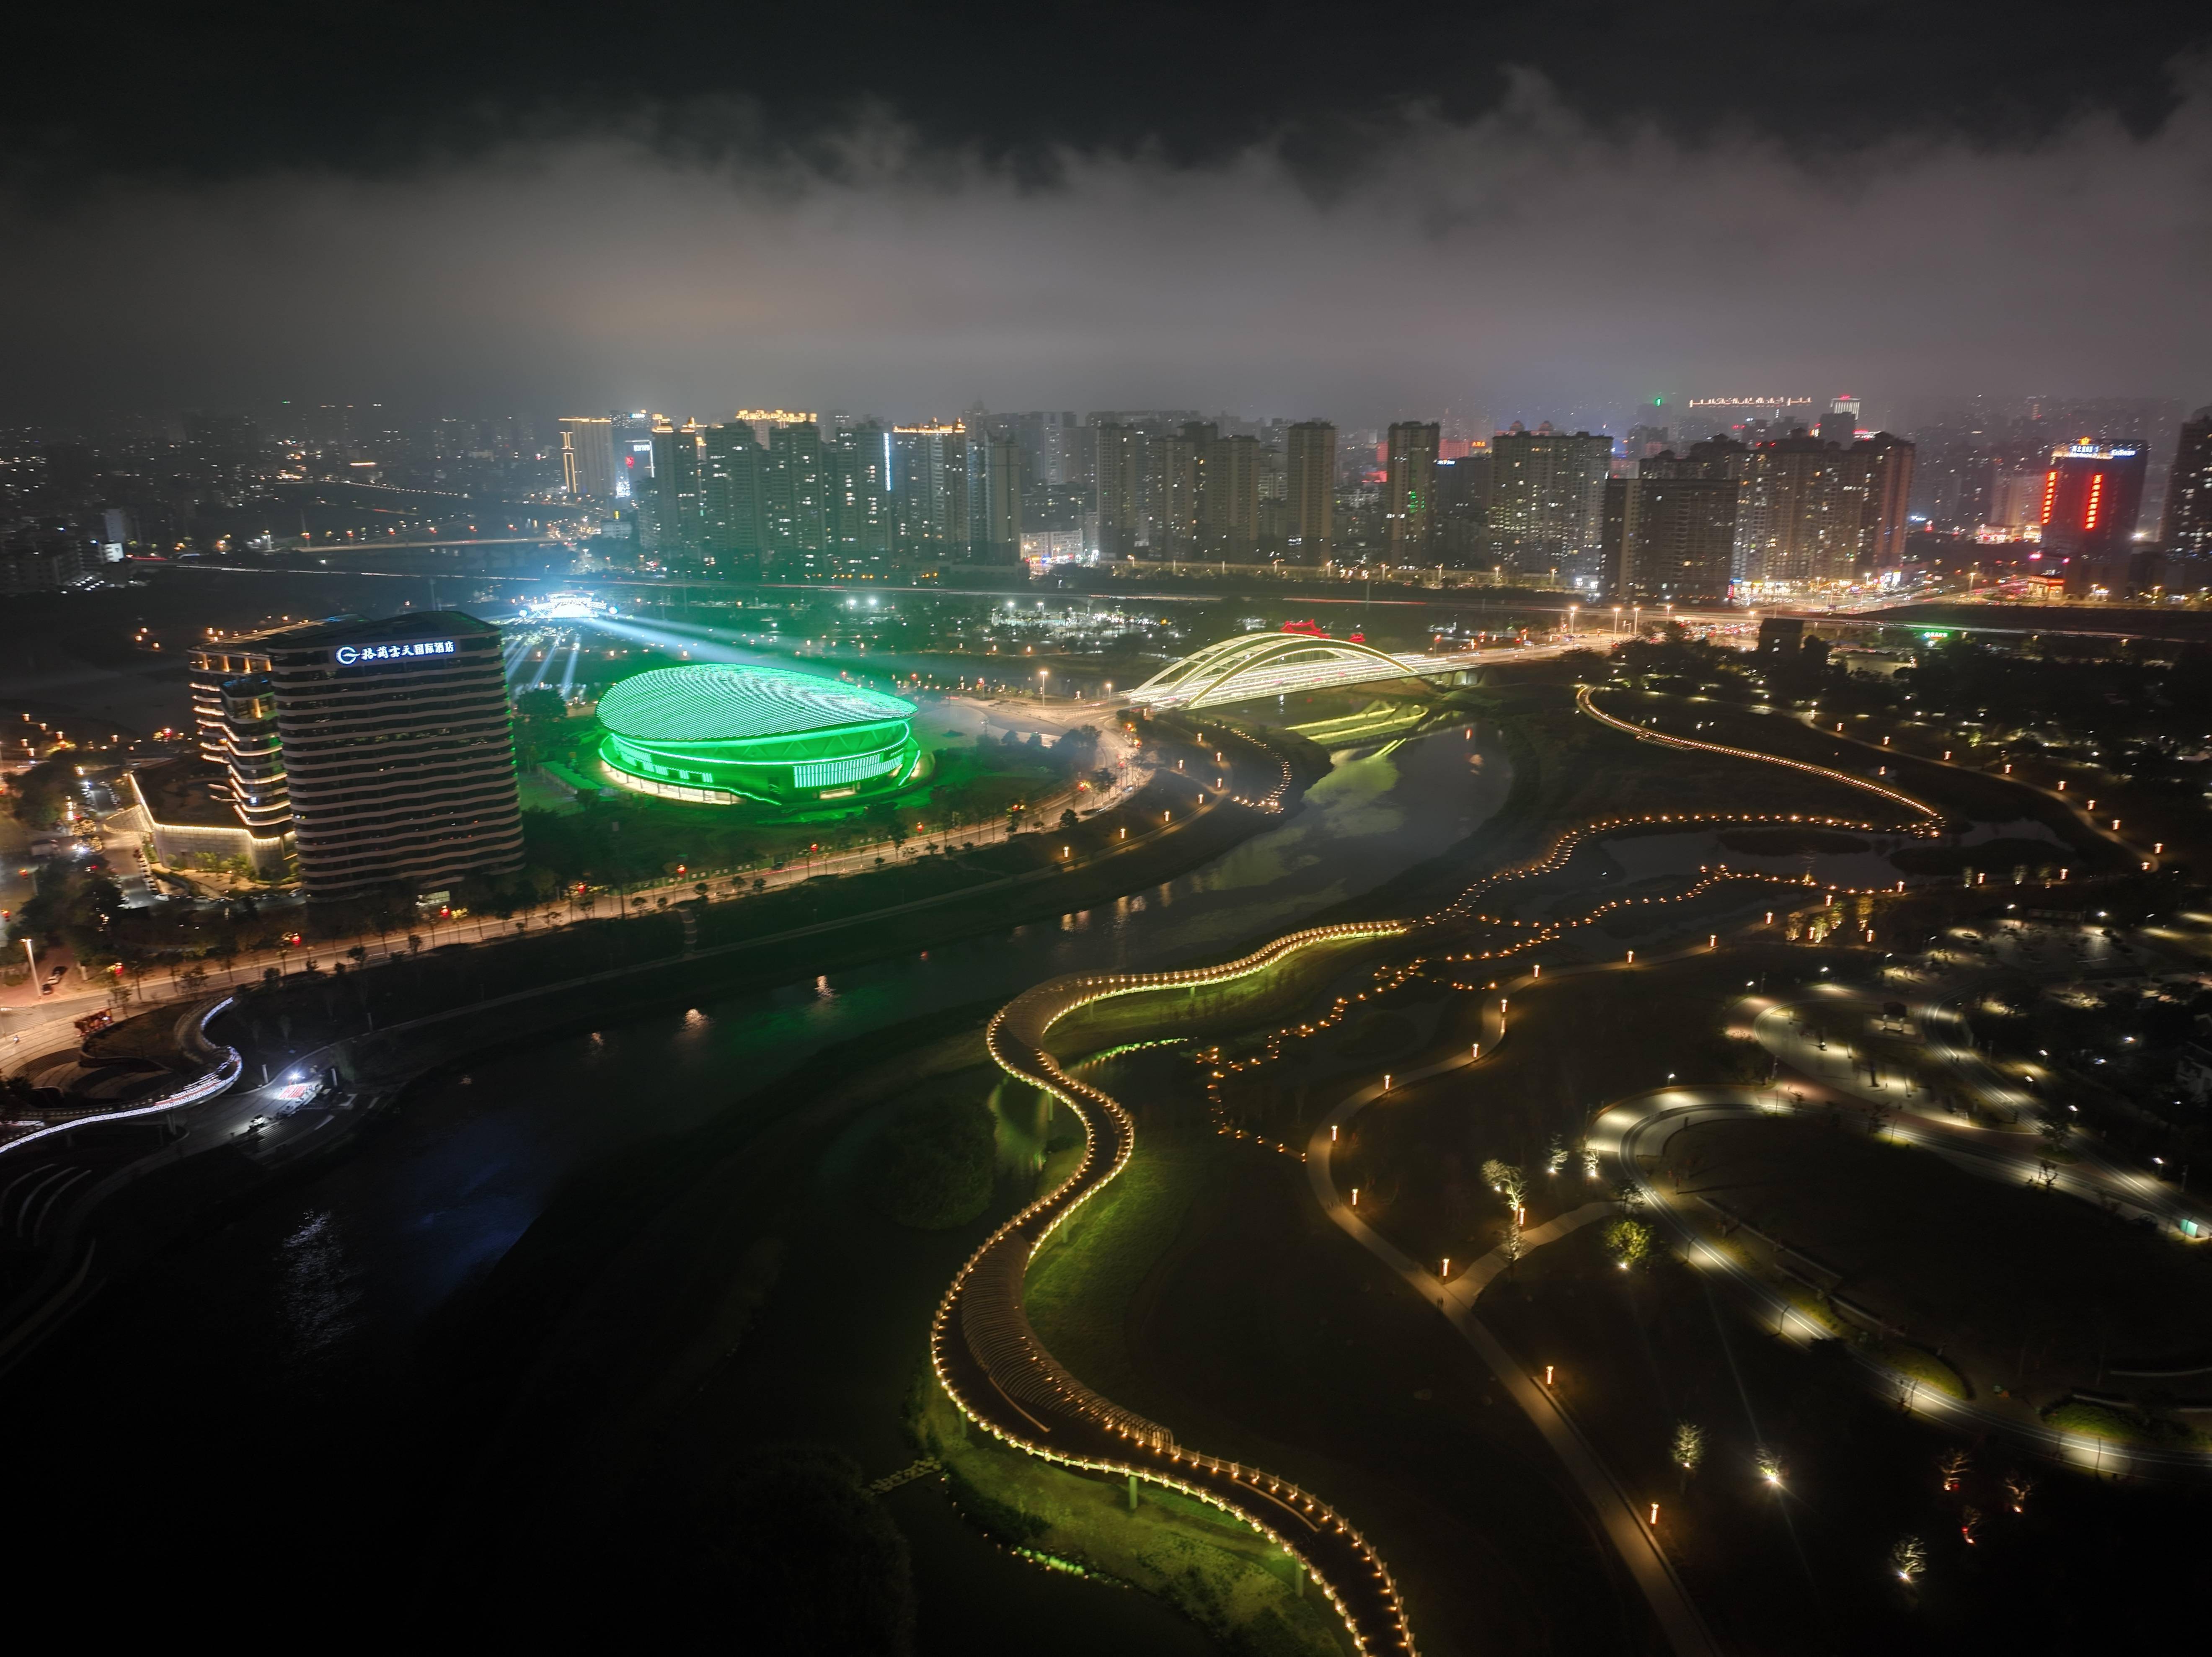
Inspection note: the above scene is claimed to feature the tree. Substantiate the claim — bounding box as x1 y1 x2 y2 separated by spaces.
1604 1217 1654 1270
1480 1158 1527 1210
1754 1444 1786 1488
1889 1535 1927 1585
1058 808 1078 831
1672 1421 1705 1489
866 800 910 851
1937 1447 1969 1491
2004 1471 2035 1513
514 686 566 723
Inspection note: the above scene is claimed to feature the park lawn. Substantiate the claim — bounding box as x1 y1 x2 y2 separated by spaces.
1661 1114 2212 1391
915 1378 1350 1657
1025 1134 1216 1411
1345 950 1787 1274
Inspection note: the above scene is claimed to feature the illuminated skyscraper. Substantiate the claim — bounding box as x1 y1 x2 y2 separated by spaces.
558 416 617 498
189 638 290 836
266 612 521 899
2039 438 2147 594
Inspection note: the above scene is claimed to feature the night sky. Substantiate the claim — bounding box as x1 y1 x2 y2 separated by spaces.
7 2 2210 420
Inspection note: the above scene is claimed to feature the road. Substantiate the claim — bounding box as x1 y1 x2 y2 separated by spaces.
3 709 1155 1081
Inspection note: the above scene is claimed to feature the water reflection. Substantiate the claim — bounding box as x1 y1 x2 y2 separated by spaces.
213 726 1509 1345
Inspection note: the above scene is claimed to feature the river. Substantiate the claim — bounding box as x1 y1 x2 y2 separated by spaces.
13 723 1509 1646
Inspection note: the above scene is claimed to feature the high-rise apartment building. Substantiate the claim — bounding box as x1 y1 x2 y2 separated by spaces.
2040 438 2147 594
1725 429 1912 586
1284 421 1336 558
1488 424 1612 580
558 417 618 499
764 420 829 565
1853 433 1915 569
1988 467 2049 530
2160 407 2212 565
1094 423 1142 558
975 436 1024 563
701 422 769 565
1203 433 1260 558
263 612 522 899
1014 410 1082 487
832 423 894 565
649 423 705 552
893 423 970 555
1385 421 1441 561
1601 473 1740 599
1659 430 1913 584
1158 424 1210 555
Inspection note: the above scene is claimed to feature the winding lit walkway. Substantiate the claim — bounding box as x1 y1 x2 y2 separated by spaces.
930 684 2006 1652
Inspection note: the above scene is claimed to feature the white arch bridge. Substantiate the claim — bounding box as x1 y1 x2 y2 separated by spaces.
1124 630 1504 710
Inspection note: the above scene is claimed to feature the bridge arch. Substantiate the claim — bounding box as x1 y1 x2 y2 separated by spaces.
1126 630 1442 710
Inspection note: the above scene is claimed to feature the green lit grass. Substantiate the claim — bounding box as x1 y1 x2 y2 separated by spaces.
1025 1136 1213 1407
918 1378 1349 1656
1875 1342 1970 1401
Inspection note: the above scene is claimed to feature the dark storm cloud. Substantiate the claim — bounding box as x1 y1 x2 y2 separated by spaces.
12 0 2212 193
4 4 2210 419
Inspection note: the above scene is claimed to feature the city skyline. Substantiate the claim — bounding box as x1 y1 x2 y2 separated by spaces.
9 14 2212 1650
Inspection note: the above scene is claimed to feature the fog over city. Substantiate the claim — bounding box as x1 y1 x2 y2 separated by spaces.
6 11 2211 418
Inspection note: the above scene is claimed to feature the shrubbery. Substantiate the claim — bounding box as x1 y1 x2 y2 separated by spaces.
862 1097 997 1229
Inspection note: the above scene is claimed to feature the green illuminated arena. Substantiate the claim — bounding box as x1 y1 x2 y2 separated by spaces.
595 663 921 807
